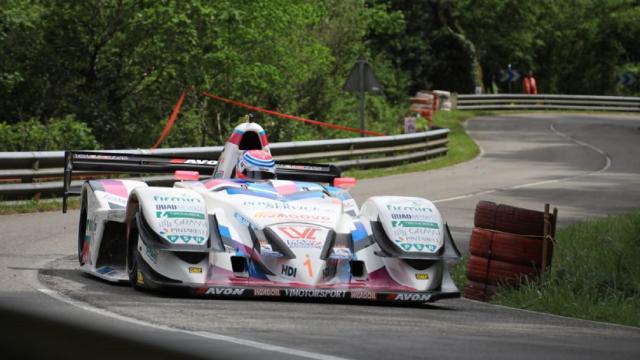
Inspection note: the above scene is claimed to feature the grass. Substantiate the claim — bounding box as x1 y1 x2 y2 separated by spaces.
0 198 80 215
455 211 640 327
344 110 494 179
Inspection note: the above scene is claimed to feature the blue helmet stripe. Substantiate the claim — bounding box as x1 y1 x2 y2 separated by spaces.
244 155 275 168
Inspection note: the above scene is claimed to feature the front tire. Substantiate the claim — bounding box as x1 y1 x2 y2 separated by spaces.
126 212 146 290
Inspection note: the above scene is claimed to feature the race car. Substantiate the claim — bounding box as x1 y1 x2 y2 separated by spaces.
63 121 461 303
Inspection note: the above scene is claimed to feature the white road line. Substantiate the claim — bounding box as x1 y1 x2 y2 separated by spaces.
433 121 612 204
33 274 348 360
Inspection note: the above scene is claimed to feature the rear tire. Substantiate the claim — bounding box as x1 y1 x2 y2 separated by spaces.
78 192 88 265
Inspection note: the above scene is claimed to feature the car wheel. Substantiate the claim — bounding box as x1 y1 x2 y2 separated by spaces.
126 212 146 290
78 192 88 265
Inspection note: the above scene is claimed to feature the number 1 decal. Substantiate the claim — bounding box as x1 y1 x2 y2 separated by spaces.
303 254 313 277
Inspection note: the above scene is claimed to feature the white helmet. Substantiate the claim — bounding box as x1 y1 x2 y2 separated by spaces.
235 150 276 181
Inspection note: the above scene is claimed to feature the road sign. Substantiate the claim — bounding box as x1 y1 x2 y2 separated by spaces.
499 69 521 83
343 59 383 93
617 73 637 86
404 117 416 134
343 58 383 137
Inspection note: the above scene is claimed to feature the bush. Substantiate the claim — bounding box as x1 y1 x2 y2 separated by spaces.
47 115 100 150
0 115 100 151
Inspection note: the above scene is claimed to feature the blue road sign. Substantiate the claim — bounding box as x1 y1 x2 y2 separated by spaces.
617 73 637 86
499 69 521 83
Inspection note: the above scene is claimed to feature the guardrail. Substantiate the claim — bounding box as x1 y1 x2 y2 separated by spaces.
455 94 640 112
0 127 449 199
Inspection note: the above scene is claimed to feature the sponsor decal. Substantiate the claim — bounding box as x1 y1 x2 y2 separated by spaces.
157 218 208 237
399 243 438 252
394 229 440 245
281 264 297 277
389 215 441 253
171 218 208 227
342 199 358 216
254 288 280 297
97 266 114 275
284 240 321 249
260 244 284 257
189 267 203 274
145 247 159 264
234 212 252 227
350 291 377 300
99 192 127 204
160 227 208 237
185 159 216 165
395 227 440 236
303 254 313 277
274 225 327 249
393 293 431 302
155 204 178 210
157 204 206 212
254 211 332 224
330 247 352 260
77 154 128 161
242 201 320 212
155 211 205 219
278 226 319 240
415 273 430 280
154 195 202 203
386 203 433 213
391 220 439 229
166 234 206 244
391 213 412 220
283 289 347 298
205 288 246 296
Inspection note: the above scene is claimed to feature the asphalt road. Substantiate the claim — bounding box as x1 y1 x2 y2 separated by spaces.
1 114 639 359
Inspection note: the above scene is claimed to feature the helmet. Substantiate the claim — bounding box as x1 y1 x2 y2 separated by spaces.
235 150 276 181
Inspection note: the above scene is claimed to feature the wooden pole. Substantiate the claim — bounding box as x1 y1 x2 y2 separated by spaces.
541 204 550 279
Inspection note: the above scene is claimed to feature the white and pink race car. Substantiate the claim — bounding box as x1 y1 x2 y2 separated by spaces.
63 121 461 303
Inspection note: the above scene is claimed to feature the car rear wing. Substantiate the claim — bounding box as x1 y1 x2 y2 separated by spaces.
62 151 341 212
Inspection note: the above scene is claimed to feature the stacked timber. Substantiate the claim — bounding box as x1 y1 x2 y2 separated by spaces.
463 201 557 301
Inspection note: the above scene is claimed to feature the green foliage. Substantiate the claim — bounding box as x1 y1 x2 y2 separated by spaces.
1 0 638 150
492 210 640 327
456 0 640 95
48 115 101 150
0 116 99 151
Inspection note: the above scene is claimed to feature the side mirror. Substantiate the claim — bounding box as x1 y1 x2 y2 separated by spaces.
333 177 356 189
174 170 200 181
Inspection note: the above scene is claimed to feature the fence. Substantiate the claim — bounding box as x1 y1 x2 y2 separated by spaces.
0 128 449 199
455 94 640 112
